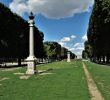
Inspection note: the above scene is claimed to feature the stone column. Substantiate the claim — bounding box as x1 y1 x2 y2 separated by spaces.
67 51 71 62
26 12 37 74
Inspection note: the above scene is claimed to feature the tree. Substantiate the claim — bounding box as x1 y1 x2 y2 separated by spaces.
85 0 110 63
0 3 45 65
44 41 76 60
44 41 61 60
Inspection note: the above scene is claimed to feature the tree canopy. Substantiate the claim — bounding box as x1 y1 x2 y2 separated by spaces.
44 41 76 60
0 3 45 62
83 0 110 63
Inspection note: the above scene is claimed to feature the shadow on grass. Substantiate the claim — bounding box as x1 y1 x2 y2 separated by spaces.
38 68 53 74
90 60 110 66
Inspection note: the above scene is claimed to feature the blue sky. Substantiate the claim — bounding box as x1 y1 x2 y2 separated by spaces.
0 0 94 57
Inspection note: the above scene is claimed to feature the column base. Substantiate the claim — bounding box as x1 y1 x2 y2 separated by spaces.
26 56 37 75
26 56 37 61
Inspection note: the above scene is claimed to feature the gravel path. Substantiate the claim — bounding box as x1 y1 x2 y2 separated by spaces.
82 62 104 100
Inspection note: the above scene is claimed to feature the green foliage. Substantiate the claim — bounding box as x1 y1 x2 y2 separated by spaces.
82 50 88 59
84 0 110 62
0 3 45 59
82 41 93 59
44 41 61 59
44 41 76 59
60 47 67 58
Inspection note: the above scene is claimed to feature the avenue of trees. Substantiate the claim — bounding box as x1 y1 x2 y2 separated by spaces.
44 41 76 60
0 3 76 65
0 3 45 65
82 0 110 63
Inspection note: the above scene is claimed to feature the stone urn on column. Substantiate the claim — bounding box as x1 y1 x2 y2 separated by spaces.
26 12 37 75
67 51 71 62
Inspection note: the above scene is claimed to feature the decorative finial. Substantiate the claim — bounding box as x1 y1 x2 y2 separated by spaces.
29 12 34 20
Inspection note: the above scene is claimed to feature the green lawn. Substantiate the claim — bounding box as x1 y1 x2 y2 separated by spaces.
85 61 110 100
0 61 90 100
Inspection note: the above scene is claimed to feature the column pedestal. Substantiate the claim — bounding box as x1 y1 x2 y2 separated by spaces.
26 56 37 74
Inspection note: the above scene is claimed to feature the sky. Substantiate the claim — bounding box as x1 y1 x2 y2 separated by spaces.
0 0 94 57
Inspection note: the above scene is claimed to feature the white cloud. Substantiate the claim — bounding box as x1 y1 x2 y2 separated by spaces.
61 37 71 42
9 0 28 15
71 35 76 39
82 34 87 41
69 48 75 51
60 35 76 44
68 42 84 56
74 43 83 48
9 0 94 18
59 37 86 56
59 39 84 56
58 35 84 56
59 41 66 47
69 47 83 56
76 47 84 50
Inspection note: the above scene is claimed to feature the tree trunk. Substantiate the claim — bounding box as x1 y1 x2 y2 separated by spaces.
106 54 109 63
18 58 21 66
103 55 105 63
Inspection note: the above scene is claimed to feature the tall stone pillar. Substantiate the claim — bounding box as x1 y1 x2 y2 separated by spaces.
26 12 37 74
67 51 71 62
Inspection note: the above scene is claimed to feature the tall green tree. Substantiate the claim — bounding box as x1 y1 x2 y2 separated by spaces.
86 0 110 63
44 41 76 60
0 3 45 65
44 42 61 59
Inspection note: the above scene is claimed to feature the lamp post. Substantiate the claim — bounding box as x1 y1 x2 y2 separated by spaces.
26 12 37 74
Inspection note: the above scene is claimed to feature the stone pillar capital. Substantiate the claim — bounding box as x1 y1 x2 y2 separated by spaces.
28 20 35 27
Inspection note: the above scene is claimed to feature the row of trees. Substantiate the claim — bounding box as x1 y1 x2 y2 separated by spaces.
44 41 76 60
82 0 110 63
0 3 76 65
0 3 45 65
